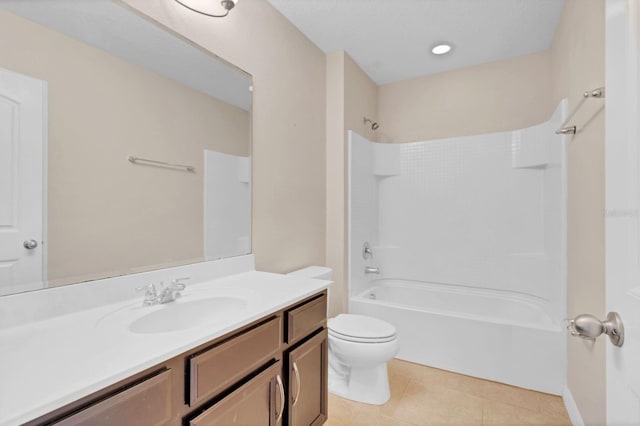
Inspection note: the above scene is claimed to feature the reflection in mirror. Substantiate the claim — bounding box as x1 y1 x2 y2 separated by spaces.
0 0 252 296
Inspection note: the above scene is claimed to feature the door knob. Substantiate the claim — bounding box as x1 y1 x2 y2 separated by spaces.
23 239 38 250
567 312 624 347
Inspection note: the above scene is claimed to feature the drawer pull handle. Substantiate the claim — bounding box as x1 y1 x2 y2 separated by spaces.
292 362 301 407
275 374 285 422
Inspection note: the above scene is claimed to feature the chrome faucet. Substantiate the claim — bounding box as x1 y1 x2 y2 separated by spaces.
364 266 380 274
136 277 190 305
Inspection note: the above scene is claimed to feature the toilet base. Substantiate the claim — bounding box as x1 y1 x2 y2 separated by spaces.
329 363 391 405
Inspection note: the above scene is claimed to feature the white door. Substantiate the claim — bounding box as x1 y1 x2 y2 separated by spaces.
606 1 640 424
0 67 46 296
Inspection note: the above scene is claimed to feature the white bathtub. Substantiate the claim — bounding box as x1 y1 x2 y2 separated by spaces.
349 279 565 395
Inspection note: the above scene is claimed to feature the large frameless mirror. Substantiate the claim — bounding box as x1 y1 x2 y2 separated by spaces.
0 0 252 296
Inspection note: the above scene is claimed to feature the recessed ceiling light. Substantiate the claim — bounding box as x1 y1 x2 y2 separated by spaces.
431 43 453 55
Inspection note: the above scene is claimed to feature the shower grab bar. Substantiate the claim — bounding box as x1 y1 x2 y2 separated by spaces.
555 87 605 135
127 155 195 173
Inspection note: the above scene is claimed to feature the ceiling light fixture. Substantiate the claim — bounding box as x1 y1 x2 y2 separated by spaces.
431 43 453 55
174 0 238 18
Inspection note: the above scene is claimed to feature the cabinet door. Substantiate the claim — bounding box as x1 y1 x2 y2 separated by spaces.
287 330 328 426
188 362 284 426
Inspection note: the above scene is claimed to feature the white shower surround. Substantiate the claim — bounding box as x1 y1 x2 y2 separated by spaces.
348 101 567 394
204 150 251 260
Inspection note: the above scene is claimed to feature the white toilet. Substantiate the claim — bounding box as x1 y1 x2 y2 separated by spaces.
287 266 400 405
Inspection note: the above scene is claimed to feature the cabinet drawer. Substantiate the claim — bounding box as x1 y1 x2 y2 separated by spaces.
286 294 327 344
187 362 282 426
53 369 172 426
188 316 282 406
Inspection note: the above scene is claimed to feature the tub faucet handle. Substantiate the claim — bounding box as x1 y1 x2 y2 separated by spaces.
363 242 373 260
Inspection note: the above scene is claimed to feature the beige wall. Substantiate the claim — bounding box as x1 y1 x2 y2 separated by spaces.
377 51 552 142
0 10 249 286
326 51 346 315
124 0 327 274
344 54 379 144
326 51 377 316
551 0 606 424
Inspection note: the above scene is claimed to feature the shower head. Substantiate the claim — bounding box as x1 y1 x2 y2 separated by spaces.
363 117 379 131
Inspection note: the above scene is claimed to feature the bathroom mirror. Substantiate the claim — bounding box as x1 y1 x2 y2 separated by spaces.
0 0 252 296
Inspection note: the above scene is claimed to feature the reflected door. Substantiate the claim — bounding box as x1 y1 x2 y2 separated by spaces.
0 67 45 295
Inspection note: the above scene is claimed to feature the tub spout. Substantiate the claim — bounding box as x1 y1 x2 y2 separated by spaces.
365 266 380 274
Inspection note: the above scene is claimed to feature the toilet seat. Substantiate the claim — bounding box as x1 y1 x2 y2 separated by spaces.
328 314 397 343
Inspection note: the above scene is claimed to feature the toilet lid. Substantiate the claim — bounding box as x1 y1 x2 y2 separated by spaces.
328 314 397 343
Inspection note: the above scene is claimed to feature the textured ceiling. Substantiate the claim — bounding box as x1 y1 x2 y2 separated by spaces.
266 0 566 85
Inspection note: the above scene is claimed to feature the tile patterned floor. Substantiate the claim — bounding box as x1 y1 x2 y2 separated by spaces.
325 359 572 426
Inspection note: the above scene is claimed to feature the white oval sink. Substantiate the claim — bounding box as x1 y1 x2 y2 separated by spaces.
128 296 247 334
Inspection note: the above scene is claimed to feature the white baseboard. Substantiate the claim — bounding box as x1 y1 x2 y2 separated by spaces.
563 387 585 426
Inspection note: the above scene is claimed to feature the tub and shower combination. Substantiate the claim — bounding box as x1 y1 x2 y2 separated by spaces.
348 102 567 395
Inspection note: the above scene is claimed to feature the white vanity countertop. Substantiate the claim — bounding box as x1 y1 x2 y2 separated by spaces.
0 271 330 426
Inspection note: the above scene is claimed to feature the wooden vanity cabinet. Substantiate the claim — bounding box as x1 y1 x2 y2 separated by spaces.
28 290 327 426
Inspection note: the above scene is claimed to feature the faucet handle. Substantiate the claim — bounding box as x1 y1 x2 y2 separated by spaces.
171 277 190 290
363 242 373 260
136 283 156 293
136 283 158 305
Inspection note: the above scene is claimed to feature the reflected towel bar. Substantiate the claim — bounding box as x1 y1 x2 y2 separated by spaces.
555 87 605 135
128 155 195 172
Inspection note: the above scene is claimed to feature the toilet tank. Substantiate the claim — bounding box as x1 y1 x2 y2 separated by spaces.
287 266 333 280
